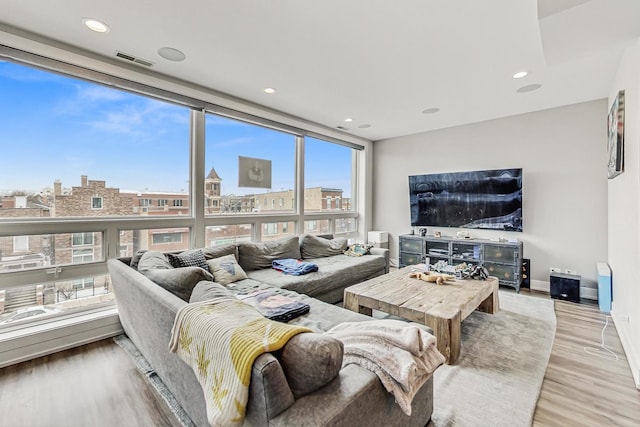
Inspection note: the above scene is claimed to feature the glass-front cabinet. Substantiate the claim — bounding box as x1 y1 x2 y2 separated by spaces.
398 235 523 291
399 235 426 267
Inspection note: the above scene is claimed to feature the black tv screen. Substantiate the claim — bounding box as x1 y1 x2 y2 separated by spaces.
409 168 522 231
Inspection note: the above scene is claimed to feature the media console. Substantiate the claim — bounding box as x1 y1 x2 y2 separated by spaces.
399 234 524 292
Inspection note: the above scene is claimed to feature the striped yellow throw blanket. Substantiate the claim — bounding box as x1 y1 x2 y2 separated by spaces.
169 296 311 426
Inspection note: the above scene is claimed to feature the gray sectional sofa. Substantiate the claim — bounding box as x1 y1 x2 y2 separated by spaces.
108 234 435 426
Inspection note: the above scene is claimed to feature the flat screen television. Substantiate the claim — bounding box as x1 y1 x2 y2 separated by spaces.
409 168 522 232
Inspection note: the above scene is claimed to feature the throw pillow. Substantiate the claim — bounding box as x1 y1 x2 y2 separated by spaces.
280 332 343 398
189 280 235 303
142 267 214 301
343 243 374 257
137 251 173 271
206 254 248 285
200 244 238 261
138 251 214 301
166 249 210 272
238 236 301 270
129 249 147 270
299 234 348 259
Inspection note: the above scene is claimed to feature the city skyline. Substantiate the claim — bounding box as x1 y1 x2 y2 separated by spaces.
0 60 353 197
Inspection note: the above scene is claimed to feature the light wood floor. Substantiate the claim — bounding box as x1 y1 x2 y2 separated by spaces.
532 297 640 427
0 339 182 427
0 294 639 426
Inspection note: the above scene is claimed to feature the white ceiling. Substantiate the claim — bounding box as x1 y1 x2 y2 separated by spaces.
1 0 639 141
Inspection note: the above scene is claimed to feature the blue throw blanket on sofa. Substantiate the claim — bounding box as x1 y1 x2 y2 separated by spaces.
272 258 319 275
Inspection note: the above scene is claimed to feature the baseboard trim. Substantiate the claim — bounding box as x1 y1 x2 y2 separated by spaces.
0 308 123 368
612 310 640 390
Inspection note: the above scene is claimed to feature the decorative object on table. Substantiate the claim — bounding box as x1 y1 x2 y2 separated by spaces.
462 264 489 280
430 260 467 275
456 230 470 239
434 231 442 238
408 270 456 285
419 227 427 237
607 89 625 179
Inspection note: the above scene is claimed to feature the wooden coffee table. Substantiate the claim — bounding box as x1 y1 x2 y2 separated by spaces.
343 266 499 364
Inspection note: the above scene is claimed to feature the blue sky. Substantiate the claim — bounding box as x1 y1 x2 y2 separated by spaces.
0 60 352 197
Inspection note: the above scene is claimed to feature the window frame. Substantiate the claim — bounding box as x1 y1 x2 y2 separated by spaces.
0 48 364 337
91 196 103 210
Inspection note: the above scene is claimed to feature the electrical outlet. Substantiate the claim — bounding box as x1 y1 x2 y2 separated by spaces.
550 267 562 273
565 269 577 275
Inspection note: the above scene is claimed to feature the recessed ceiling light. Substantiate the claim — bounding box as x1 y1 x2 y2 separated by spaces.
513 71 528 79
516 84 542 93
344 118 353 123
82 18 110 33
422 108 440 114
358 124 372 129
158 47 186 62
263 87 276 94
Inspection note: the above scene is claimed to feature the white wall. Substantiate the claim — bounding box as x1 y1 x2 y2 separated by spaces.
608 39 640 389
373 100 608 298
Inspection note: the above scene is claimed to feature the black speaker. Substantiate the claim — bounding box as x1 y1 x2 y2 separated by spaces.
550 272 580 303
521 258 530 289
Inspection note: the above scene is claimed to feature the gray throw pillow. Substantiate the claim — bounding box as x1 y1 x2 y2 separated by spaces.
238 236 301 270
206 254 248 285
280 332 343 398
200 244 238 261
138 251 213 301
189 280 235 303
166 249 210 272
300 234 348 259
142 267 214 301
137 251 173 271
129 250 147 270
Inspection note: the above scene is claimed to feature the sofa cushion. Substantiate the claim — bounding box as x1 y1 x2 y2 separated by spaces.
238 236 301 271
137 250 173 270
246 254 386 302
189 280 236 303
166 249 210 271
280 332 344 398
300 234 348 259
200 244 238 261
129 249 147 270
138 251 213 301
206 254 248 285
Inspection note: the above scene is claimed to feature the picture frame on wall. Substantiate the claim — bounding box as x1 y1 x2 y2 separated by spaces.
607 89 625 179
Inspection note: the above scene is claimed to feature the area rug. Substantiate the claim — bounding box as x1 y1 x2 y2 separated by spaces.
429 290 556 427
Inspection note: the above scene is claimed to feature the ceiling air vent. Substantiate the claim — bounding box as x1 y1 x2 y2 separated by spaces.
115 51 154 67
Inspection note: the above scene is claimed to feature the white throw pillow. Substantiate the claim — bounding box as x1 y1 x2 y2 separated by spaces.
207 254 248 285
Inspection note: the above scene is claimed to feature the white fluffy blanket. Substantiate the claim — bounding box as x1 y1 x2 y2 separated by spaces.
325 319 445 415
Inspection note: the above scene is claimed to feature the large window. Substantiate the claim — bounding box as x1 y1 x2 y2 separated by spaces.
305 137 355 213
204 114 296 215
119 229 191 255
0 61 191 220
0 52 363 335
205 225 252 246
0 59 189 328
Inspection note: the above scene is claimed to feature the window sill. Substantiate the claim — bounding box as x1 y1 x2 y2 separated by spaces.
0 306 122 368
